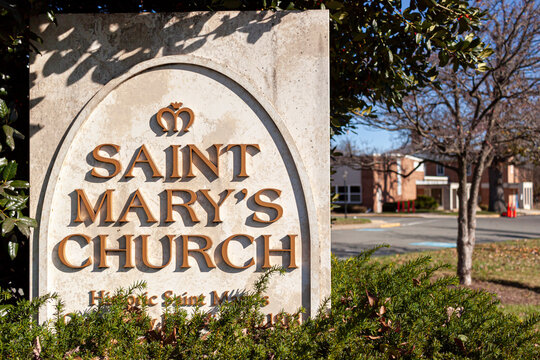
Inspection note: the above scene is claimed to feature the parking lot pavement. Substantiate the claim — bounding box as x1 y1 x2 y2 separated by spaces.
331 215 540 258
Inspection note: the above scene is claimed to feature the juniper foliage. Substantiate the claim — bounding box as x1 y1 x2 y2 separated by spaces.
1 251 538 359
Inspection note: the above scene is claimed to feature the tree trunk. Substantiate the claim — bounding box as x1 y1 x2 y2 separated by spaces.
465 168 483 287
456 160 472 285
488 162 505 212
462 148 491 286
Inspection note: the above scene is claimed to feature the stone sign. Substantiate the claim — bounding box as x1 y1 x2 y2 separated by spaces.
30 11 329 319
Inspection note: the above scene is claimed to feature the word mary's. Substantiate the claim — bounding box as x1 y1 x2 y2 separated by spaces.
56 102 299 272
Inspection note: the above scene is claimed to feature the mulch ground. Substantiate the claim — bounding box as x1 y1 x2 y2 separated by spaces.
468 280 540 305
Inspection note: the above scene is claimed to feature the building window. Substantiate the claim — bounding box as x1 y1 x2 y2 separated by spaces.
436 164 445 176
467 164 472 176
349 185 362 203
334 185 362 203
336 186 347 202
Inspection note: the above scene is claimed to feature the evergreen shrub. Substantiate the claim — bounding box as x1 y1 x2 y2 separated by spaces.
382 202 398 212
415 195 439 210
334 204 368 213
1 250 538 359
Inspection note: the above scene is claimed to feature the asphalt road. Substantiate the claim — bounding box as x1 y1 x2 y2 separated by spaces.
331 215 540 258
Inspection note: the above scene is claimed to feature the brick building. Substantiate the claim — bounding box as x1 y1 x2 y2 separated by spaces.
332 154 534 212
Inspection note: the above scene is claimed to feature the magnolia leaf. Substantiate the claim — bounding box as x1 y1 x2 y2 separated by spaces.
2 217 16 235
0 99 8 119
18 216 37 228
9 107 17 122
5 197 26 211
8 237 18 260
12 127 24 140
16 222 30 238
2 160 16 181
3 125 15 150
9 180 29 188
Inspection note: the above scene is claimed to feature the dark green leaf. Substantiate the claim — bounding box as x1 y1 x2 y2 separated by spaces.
0 99 8 119
5 199 26 211
325 1 344 10
18 216 37 228
12 127 23 140
7 237 18 260
439 51 449 66
2 217 16 235
3 125 15 150
3 160 16 181
10 180 28 188
16 222 30 237
8 107 17 122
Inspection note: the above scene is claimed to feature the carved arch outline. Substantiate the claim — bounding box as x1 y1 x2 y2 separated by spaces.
36 55 321 316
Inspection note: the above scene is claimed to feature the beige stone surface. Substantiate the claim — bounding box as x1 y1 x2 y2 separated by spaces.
30 11 329 319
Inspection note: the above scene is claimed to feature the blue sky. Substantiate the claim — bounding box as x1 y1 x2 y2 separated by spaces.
333 125 403 153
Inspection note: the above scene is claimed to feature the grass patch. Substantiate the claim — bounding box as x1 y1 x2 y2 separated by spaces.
500 304 540 320
375 238 540 287
331 216 371 225
373 238 540 318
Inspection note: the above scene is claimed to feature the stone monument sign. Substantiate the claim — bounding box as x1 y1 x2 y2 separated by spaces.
30 11 329 319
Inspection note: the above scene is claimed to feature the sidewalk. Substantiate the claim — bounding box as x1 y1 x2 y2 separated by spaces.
332 212 501 219
518 209 540 216
331 219 402 230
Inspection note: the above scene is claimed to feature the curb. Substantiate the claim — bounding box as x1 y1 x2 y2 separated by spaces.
333 213 504 219
331 221 402 230
380 222 401 228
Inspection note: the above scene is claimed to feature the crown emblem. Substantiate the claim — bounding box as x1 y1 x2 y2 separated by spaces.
155 101 194 133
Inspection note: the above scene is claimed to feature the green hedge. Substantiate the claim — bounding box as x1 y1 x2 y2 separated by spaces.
333 204 368 213
383 195 439 212
382 202 398 212
415 195 439 210
1 250 538 359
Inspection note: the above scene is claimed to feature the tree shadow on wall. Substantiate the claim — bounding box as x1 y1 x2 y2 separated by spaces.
29 10 289 105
